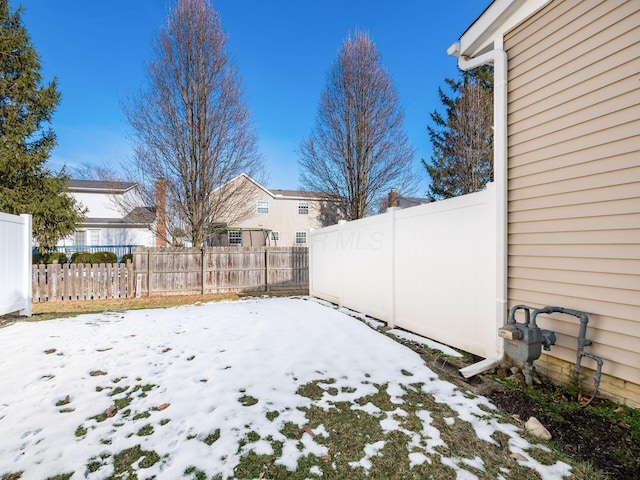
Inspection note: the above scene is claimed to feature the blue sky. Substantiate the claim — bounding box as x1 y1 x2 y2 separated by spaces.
18 0 487 193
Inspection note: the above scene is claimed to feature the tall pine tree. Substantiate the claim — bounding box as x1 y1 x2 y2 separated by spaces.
0 0 84 251
424 66 493 200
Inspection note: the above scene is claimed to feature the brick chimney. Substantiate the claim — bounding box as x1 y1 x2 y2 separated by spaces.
155 179 167 247
388 188 399 208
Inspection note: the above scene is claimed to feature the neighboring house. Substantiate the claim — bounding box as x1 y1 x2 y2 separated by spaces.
379 188 431 213
208 174 340 247
57 179 159 256
451 0 639 405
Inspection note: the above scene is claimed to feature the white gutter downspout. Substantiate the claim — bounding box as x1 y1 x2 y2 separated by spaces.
447 44 509 378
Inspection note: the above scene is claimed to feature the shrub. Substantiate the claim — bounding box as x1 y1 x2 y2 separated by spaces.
70 251 118 264
121 253 133 264
92 251 117 264
33 252 68 264
50 252 69 264
71 252 94 264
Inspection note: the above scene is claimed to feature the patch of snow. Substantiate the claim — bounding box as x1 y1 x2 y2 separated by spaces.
461 455 485 471
337 306 386 330
351 401 381 416
439 456 480 480
386 382 407 404
390 407 408 417
312 424 328 437
348 440 385 471
309 465 323 476
305 297 336 309
416 410 447 455
388 328 462 357
408 451 428 467
380 416 401 433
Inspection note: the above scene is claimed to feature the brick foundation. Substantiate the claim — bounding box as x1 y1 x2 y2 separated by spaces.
534 353 640 409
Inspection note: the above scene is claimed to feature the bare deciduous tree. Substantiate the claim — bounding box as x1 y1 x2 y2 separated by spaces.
299 32 416 220
123 0 263 247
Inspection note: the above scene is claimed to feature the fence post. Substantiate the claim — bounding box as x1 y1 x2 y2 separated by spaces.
389 207 397 329
125 260 133 298
21 214 32 315
62 263 69 301
201 247 205 295
308 231 313 296
31 265 38 303
147 249 152 297
50 261 59 302
69 263 75 300
265 247 270 292
338 220 346 308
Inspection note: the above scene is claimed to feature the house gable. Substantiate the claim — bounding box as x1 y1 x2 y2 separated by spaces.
211 174 340 246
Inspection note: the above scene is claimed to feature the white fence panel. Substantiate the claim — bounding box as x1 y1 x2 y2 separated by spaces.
309 223 342 305
394 184 496 357
0 213 32 316
309 183 497 358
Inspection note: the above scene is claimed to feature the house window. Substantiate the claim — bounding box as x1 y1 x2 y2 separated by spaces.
89 229 101 246
298 202 309 215
228 230 242 245
74 230 86 246
271 231 279 242
257 201 269 214
295 231 307 244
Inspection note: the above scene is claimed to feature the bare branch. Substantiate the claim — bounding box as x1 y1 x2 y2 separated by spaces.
122 0 263 246
299 32 417 220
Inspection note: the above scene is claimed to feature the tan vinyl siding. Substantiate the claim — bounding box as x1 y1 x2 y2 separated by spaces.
504 0 640 392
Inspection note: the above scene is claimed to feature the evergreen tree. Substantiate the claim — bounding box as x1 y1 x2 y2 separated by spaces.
424 66 493 200
0 0 84 251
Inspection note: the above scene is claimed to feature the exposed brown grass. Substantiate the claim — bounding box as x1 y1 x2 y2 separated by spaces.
3 290 308 324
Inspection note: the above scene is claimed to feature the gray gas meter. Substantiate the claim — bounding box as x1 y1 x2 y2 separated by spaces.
500 305 604 401
499 305 557 364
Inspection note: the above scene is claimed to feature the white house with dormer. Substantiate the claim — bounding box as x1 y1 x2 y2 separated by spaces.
56 180 159 257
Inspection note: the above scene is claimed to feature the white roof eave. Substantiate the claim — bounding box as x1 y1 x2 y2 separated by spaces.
456 0 551 58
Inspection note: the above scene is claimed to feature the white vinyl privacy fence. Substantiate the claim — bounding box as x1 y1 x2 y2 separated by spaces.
0 213 32 316
310 183 498 358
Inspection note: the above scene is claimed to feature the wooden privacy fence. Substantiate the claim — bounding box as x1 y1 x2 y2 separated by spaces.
133 246 309 296
32 262 134 302
31 247 309 302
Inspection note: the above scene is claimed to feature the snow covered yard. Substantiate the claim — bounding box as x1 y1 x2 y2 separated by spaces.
0 297 574 479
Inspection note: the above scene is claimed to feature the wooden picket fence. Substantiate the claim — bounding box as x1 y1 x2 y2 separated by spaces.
31 247 309 302
132 246 309 296
32 262 134 302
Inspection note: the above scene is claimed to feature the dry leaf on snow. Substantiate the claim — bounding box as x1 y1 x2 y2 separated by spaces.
302 424 316 436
